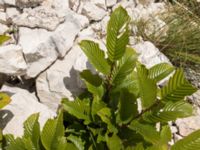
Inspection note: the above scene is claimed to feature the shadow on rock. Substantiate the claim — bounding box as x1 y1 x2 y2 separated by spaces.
63 67 85 99
0 109 14 130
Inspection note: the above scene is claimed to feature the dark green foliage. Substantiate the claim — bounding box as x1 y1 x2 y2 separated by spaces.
1 6 199 150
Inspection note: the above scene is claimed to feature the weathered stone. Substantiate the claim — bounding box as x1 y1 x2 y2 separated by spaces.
19 10 81 78
133 41 170 68
1 0 15 5
0 44 27 75
0 85 56 137
19 27 58 78
176 107 200 137
36 45 91 111
106 0 117 7
6 7 20 19
16 0 44 8
81 2 107 21
12 6 66 31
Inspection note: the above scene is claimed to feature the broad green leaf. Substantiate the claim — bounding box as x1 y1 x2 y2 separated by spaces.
111 71 139 97
23 113 40 150
161 69 197 101
62 98 91 124
41 112 65 150
137 64 157 109
117 89 138 124
171 129 200 150
106 134 123 150
129 121 160 144
134 143 144 150
80 70 104 98
143 101 193 123
106 6 130 61
160 126 172 144
67 135 85 150
111 47 137 85
0 35 10 45
6 138 26 150
56 137 68 150
79 40 110 75
0 93 11 109
97 107 118 133
148 63 174 82
91 98 106 120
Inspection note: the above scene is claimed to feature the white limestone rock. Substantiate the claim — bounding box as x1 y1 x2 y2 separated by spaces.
6 7 20 19
106 0 117 7
1 0 15 5
0 44 27 75
81 2 107 21
51 13 81 57
18 10 82 78
0 24 8 34
176 107 200 137
12 6 66 31
19 27 58 78
0 85 56 137
133 41 170 68
36 45 91 111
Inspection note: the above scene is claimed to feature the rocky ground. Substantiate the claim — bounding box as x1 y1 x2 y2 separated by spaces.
0 0 199 142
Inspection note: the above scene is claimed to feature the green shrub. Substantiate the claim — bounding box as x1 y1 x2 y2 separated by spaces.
1 6 200 150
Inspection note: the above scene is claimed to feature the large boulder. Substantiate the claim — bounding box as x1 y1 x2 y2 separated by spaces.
0 85 56 137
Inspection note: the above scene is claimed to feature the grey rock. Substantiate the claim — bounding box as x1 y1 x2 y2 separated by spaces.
16 0 44 8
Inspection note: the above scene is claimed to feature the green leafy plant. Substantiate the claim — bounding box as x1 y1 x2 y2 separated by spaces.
61 6 198 149
1 6 199 150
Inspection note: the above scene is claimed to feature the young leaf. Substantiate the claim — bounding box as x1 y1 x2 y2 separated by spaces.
161 69 197 101
67 135 85 150
0 35 10 45
97 107 118 133
117 89 138 124
62 98 91 124
134 143 144 150
41 112 65 150
148 63 174 82
6 138 26 150
171 129 200 150
111 47 137 85
129 121 160 145
106 134 123 150
0 93 11 109
80 70 104 98
106 6 130 61
23 113 40 150
79 40 110 75
137 64 157 109
160 126 172 144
